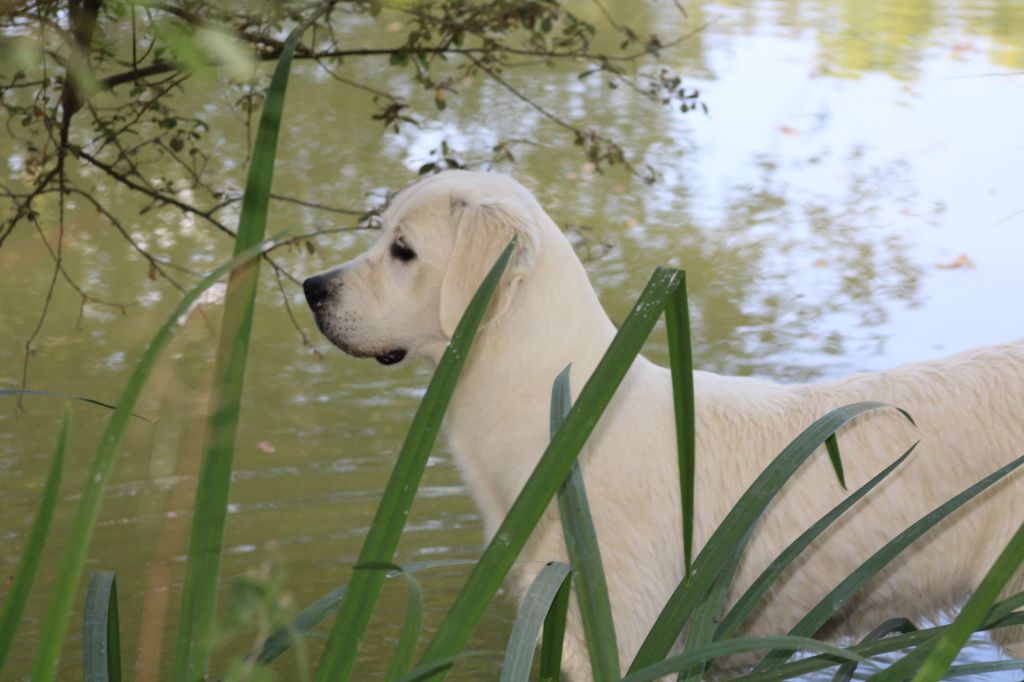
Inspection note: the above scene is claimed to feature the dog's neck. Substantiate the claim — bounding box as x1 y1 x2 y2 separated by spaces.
441 229 620 530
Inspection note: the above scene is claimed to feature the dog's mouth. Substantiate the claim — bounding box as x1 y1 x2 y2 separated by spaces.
374 349 407 366
313 323 408 366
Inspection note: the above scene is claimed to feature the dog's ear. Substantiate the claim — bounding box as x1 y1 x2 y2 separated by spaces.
439 198 536 338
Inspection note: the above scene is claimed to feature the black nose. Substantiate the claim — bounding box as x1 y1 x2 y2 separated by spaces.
303 274 332 310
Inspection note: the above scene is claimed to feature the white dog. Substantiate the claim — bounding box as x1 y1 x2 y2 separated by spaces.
303 170 1024 679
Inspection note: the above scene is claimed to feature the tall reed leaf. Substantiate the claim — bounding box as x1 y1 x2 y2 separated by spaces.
247 560 477 669
982 588 1024 627
171 28 299 682
0 406 68 675
539 566 572 682
418 267 685 678
28 234 284 682
551 366 620 680
715 444 917 642
342 564 423 682
621 635 870 682
832 618 916 682
629 402 901 673
908 516 1024 682
825 434 847 490
0 389 134 416
82 571 121 682
755 452 1024 672
681 569 734 681
733 612 1024 681
500 561 572 682
664 272 696 579
313 242 514 682
385 577 423 682
935 659 1024 678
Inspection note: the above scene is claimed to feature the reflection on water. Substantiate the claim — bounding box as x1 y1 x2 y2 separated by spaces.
1 0 1022 679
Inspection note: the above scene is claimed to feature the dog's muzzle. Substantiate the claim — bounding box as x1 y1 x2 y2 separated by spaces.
301 273 408 365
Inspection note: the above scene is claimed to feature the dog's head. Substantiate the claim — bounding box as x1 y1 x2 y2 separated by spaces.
303 170 542 365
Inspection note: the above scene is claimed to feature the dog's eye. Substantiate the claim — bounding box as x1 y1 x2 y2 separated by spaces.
390 236 417 262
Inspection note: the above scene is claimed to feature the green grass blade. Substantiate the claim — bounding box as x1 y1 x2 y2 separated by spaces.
734 616 1021 682
755 452 1024 672
908 515 1024 682
681 569 734 681
715 443 917 642
832 618 917 682
27 232 283 682
312 242 514 682
0 405 69 675
397 659 457 682
252 584 346 666
500 562 572 682
629 401 903 673
664 272 697 580
732 613 1024 682
867 642 934 682
83 571 121 682
621 635 872 682
418 267 685 678
539 566 572 682
171 28 299 682
941 659 1024 677
241 560 478 674
551 367 620 681
382 567 425 682
981 588 1024 627
398 652 508 682
0 389 145 418
825 433 847 490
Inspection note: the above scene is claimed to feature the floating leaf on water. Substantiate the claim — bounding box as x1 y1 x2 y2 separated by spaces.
935 254 975 270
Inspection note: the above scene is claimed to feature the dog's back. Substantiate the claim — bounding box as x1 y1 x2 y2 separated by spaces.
549 340 1024 677
684 341 1024 669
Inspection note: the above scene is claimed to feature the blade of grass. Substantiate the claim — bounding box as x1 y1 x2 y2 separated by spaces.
833 618 917 682
500 561 572 682
252 585 346 667
539 565 572 682
940 659 1024 678
907 515 1024 682
825 434 847 490
681 568 735 682
396 651 503 682
27 232 284 682
312 241 515 682
551 367 620 681
365 564 424 682
664 274 696 580
715 443 917 642
417 267 686 678
0 405 69 675
755 452 1024 672
867 641 935 682
83 571 121 682
0 389 148 419
246 560 478 669
621 635 873 682
171 27 299 682
629 402 907 673
981 588 1024 627
388 579 423 682
732 612 1024 682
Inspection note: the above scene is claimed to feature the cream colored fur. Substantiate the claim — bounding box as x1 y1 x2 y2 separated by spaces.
306 170 1024 679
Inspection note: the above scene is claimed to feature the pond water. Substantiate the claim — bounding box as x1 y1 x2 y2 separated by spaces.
2 0 1023 679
